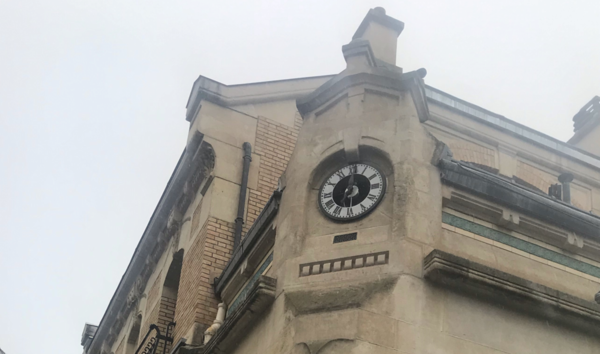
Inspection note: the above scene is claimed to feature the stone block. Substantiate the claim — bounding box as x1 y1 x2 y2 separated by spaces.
208 178 240 222
203 137 260 190
438 228 497 266
294 310 358 345
194 101 257 148
357 309 398 349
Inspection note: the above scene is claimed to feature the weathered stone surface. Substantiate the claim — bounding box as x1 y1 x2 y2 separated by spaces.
89 7 600 354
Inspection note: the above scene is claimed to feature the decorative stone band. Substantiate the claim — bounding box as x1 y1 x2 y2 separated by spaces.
443 212 600 279
203 275 276 354
299 251 389 277
424 250 600 326
227 253 273 316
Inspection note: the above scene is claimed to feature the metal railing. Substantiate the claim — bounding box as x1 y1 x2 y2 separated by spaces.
134 322 175 354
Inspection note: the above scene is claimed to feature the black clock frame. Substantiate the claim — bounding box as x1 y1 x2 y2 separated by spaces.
318 162 387 222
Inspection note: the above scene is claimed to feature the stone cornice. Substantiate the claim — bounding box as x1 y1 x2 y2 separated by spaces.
424 250 600 326
426 86 600 170
88 133 215 354
185 75 334 122
438 158 600 241
184 72 600 171
296 69 429 122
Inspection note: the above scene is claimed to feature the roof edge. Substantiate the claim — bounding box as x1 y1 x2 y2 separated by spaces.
185 75 335 122
426 85 600 170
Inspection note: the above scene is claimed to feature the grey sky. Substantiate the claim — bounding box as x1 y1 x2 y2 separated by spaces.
0 1 598 353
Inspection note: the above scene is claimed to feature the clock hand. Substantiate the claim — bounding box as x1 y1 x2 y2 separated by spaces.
340 186 352 206
340 167 356 207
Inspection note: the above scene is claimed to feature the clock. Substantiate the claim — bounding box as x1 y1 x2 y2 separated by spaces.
319 163 386 221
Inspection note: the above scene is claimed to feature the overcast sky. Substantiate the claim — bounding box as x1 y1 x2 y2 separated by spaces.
0 1 599 353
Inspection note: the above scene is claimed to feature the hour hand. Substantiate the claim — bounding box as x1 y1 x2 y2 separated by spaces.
340 185 353 206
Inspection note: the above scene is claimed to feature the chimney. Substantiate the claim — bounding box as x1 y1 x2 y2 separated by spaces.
568 96 600 156
558 172 574 204
572 96 600 134
351 7 404 66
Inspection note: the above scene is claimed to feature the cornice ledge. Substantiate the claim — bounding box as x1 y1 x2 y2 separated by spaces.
424 249 600 325
296 69 429 121
185 76 334 122
438 158 600 240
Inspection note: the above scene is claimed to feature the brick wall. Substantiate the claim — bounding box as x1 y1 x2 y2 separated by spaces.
170 114 301 344
138 300 159 352
172 217 234 344
156 296 176 354
137 296 176 354
246 115 302 229
146 272 162 312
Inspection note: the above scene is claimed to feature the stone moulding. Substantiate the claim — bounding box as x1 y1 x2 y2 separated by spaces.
423 250 600 325
443 188 600 260
203 275 277 354
299 251 389 277
438 158 600 240
296 70 430 123
442 211 600 278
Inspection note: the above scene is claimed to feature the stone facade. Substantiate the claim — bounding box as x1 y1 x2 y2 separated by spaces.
82 7 600 354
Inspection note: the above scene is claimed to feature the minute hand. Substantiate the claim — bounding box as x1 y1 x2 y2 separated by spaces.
340 172 355 207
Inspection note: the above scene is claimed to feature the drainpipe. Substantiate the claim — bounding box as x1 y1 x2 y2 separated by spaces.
203 303 227 344
234 142 252 250
558 172 574 204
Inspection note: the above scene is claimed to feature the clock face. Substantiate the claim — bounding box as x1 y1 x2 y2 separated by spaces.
319 163 386 221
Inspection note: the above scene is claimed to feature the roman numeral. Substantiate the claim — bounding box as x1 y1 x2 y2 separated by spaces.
360 204 367 212
347 207 354 217
333 206 342 216
371 183 380 190
368 174 377 180
323 192 332 198
349 165 357 174
367 194 377 201
325 199 335 209
335 169 346 179
362 165 368 174
326 180 336 186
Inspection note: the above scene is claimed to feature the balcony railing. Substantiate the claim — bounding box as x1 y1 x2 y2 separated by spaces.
135 322 175 354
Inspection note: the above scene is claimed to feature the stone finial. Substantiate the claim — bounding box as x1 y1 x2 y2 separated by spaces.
351 7 404 65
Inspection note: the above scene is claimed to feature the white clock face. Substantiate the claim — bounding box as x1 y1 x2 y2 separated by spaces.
319 163 386 221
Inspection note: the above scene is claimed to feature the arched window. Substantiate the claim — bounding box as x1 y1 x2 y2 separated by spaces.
125 314 142 354
156 250 183 354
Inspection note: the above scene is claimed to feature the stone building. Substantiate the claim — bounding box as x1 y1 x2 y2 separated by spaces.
82 8 600 354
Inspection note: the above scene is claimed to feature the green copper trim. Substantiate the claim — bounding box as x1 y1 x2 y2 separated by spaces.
442 212 600 279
